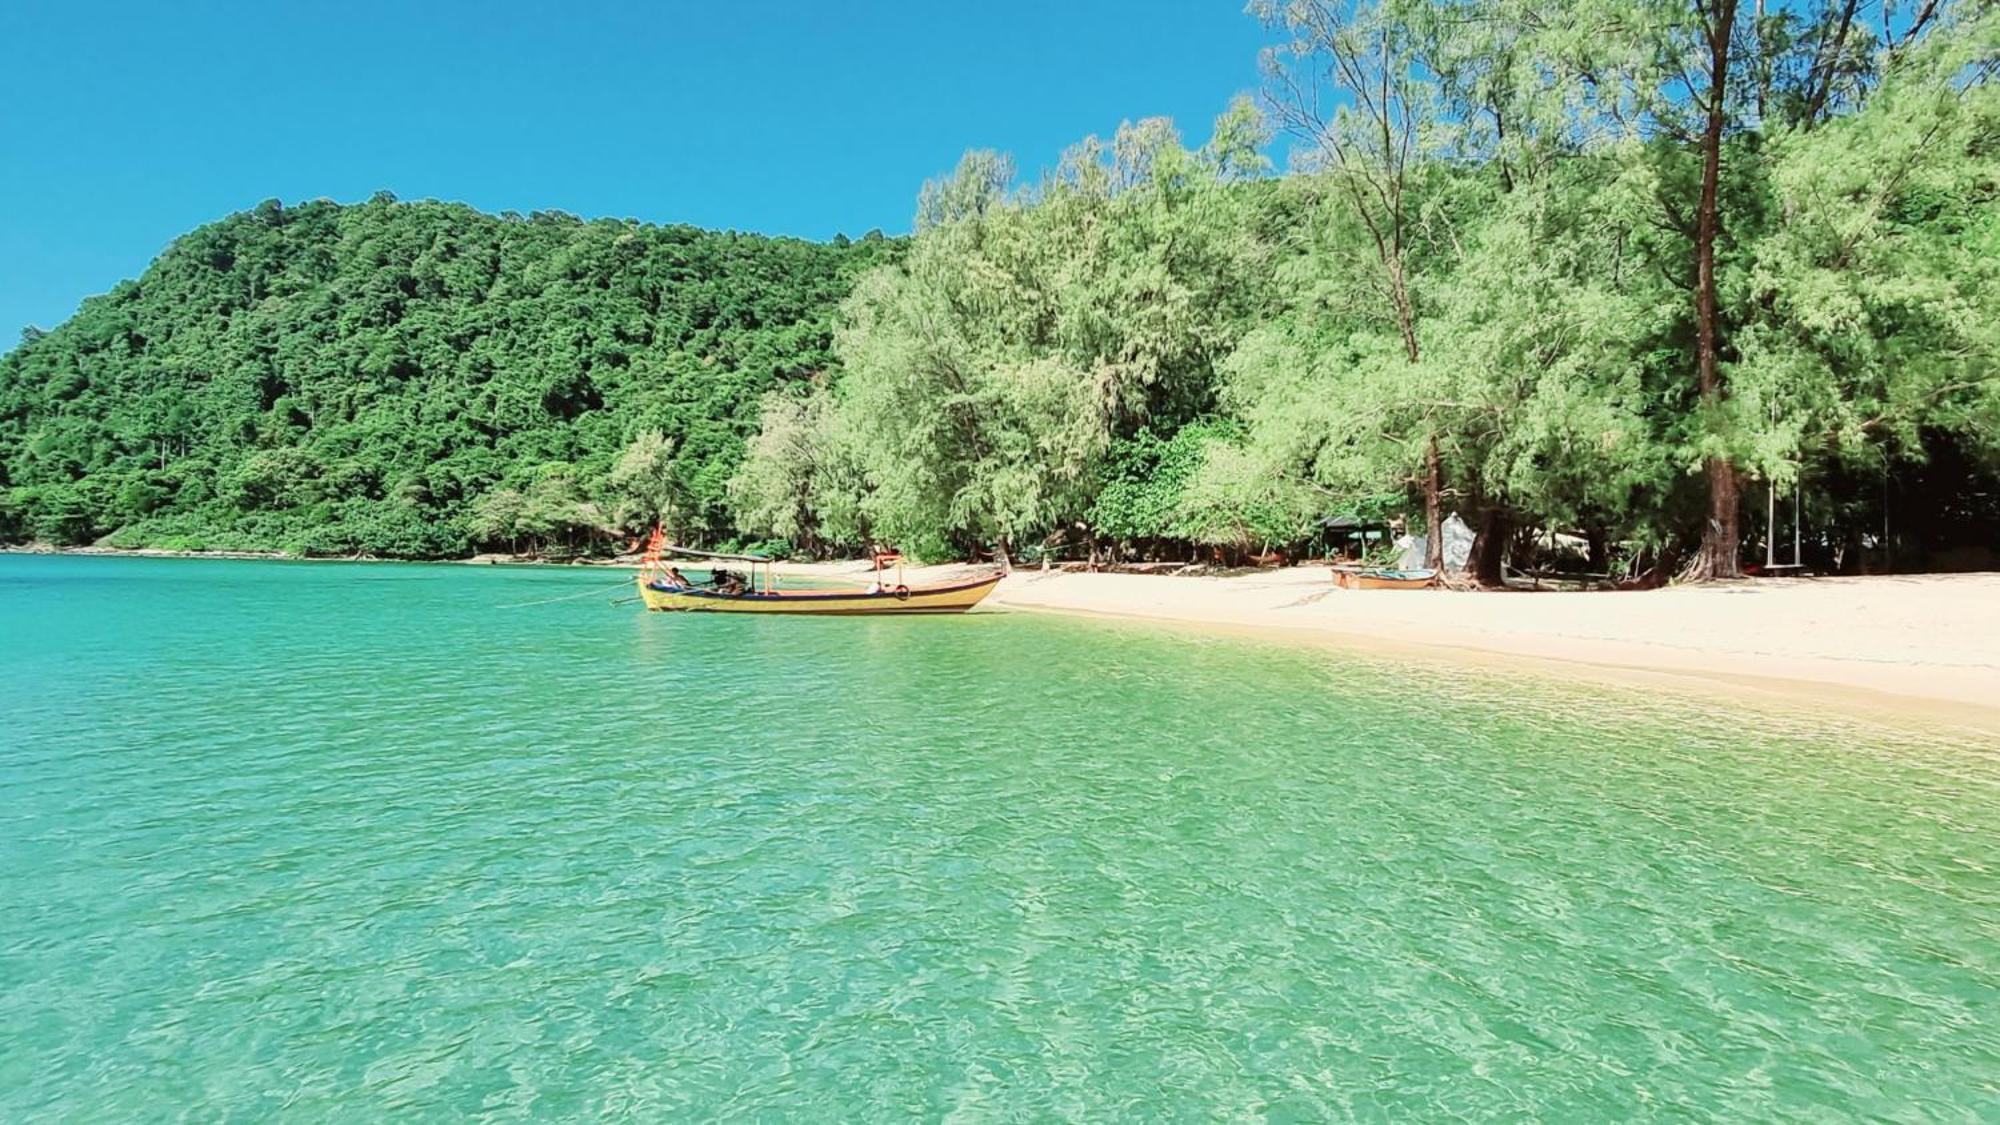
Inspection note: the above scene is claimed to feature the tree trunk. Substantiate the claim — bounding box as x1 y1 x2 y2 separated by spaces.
1702 456 1741 576
1694 0 1742 580
1423 436 1444 571
1387 258 1443 576
1803 0 1860 125
1509 525 1539 574
1466 507 1510 588
994 534 1014 575
1392 262 1421 369
1753 0 1768 123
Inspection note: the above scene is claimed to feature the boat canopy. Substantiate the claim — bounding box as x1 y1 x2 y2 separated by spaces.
659 544 773 563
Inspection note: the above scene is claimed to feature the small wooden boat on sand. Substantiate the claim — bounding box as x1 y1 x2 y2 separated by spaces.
636 531 1001 615
1332 566 1438 590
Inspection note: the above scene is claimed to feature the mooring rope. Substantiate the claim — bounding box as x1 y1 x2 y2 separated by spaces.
494 578 635 610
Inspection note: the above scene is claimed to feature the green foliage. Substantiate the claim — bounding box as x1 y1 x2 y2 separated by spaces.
1090 421 1242 543
1175 440 1323 548
738 0 1996 569
1733 11 2000 478
732 106 1281 558
6 2 1997 573
601 430 689 537
0 197 898 555
728 382 866 556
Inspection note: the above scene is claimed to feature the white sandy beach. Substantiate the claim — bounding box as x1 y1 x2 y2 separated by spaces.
774 558 2000 733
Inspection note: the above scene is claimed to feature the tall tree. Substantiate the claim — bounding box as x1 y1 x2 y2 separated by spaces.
601 430 687 537
1255 0 1449 568
1735 3 2000 495
1693 0 1747 577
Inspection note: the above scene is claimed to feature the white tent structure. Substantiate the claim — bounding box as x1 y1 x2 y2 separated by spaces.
1395 513 1474 572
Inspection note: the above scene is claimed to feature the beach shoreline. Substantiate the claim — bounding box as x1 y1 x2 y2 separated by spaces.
697 553 2000 735
973 567 2000 738
11 545 1996 735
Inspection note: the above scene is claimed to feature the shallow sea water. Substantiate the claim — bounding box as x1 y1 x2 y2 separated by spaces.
2 555 1995 1119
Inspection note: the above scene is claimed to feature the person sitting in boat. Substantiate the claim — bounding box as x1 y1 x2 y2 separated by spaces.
712 567 746 595
664 566 690 589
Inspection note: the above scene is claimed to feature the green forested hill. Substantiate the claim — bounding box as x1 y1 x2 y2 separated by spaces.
8 0 1998 576
0 194 898 556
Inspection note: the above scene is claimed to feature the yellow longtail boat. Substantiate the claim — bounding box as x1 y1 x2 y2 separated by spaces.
634 529 1002 615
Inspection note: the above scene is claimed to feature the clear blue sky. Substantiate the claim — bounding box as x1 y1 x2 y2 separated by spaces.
0 0 1276 338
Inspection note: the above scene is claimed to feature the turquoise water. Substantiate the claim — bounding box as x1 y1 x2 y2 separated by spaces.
2 555 1996 1119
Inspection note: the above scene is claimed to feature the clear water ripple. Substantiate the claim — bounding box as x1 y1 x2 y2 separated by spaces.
1 555 1996 1119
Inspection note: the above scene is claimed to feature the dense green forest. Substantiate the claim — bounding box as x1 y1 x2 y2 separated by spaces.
731 0 2000 579
5 0 1997 577
0 194 899 557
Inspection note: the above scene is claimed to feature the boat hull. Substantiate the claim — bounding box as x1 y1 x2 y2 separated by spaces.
1332 567 1438 590
638 573 1003 614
